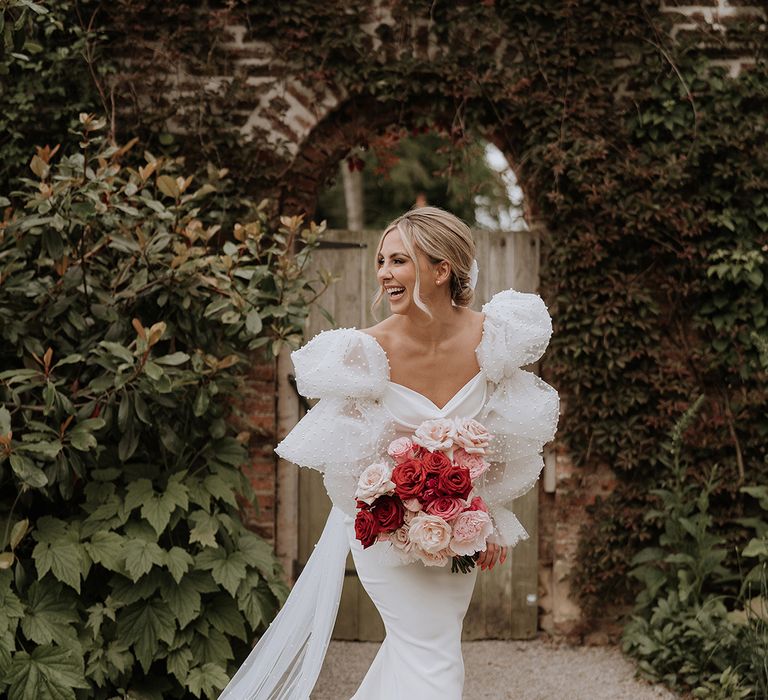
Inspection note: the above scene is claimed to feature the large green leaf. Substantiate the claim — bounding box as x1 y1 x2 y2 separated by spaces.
9 453 48 488
0 570 24 638
236 572 279 630
83 530 124 572
20 581 79 648
123 538 165 582
196 549 247 597
189 627 232 667
6 645 88 700
165 546 194 584
32 521 83 593
160 574 201 629
117 598 177 673
186 662 230 699
166 645 192 685
205 594 246 641
238 532 279 578
188 511 219 548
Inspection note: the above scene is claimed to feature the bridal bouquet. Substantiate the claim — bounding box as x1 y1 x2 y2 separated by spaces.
353 417 494 573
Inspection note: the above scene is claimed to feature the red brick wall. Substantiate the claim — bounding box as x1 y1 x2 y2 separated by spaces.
231 353 278 542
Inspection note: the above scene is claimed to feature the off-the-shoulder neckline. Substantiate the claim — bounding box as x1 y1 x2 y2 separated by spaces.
350 310 488 384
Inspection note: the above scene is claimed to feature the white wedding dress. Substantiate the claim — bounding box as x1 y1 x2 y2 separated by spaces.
218 289 560 700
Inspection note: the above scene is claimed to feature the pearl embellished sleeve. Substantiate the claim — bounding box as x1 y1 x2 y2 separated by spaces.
474 289 560 547
274 328 397 516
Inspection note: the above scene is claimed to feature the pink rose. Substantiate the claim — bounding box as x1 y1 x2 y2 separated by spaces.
355 462 396 505
402 497 422 512
452 418 491 454
425 496 466 521
408 513 452 554
387 437 416 464
413 418 457 452
412 544 451 567
468 496 489 513
453 447 489 480
450 509 494 556
403 508 418 524
388 524 419 564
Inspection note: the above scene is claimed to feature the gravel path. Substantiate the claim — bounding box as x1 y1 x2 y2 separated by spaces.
313 637 679 699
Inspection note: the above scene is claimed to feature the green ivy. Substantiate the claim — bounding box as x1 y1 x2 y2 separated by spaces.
0 117 331 699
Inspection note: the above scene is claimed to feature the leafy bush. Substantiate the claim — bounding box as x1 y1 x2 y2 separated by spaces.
0 1 101 192
621 397 768 699
0 116 330 699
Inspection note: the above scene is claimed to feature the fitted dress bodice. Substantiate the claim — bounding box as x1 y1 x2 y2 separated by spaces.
382 370 487 431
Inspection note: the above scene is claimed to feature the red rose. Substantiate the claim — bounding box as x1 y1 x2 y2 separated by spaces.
423 450 451 471
436 465 473 499
355 509 379 548
370 494 405 532
418 472 442 505
355 498 370 510
411 444 428 459
392 458 428 499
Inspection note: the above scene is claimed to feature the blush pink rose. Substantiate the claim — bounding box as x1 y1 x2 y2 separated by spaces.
425 496 466 521
453 447 489 480
389 524 419 564
412 544 451 567
452 417 491 454
402 497 422 512
450 509 494 556
387 437 416 464
408 513 452 554
355 461 396 505
413 418 457 452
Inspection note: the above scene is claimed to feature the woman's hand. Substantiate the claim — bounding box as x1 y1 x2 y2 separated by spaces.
475 543 507 571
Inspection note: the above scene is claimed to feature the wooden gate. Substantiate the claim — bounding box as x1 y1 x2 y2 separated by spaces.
275 226 543 640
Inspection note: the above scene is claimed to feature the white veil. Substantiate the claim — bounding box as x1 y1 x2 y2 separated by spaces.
218 506 350 699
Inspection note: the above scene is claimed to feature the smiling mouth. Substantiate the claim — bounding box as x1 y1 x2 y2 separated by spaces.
385 286 405 300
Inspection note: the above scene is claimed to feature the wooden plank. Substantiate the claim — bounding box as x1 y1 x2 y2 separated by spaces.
509 486 539 638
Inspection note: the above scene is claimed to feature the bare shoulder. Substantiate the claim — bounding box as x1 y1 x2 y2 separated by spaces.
357 318 395 345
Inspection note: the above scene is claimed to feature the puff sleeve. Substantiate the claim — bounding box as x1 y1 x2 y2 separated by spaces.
274 328 396 516
474 290 560 547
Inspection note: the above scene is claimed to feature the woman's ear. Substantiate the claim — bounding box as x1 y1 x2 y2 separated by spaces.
435 260 451 285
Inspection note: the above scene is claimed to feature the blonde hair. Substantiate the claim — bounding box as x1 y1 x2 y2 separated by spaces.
371 206 476 319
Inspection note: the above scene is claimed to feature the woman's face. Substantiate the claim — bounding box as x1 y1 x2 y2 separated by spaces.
377 227 443 312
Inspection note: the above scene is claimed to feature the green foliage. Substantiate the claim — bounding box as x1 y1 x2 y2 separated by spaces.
2 1 766 691
0 118 331 698
0 1 101 192
621 399 768 698
316 129 519 229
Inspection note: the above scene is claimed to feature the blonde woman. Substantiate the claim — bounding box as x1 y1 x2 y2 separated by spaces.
219 207 560 699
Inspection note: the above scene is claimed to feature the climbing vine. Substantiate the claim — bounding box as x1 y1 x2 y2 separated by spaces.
3 0 768 670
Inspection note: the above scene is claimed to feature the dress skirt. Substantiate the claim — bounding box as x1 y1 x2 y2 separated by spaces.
345 519 479 700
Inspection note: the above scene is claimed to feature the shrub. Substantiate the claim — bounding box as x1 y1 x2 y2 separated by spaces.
0 116 330 699
621 397 768 699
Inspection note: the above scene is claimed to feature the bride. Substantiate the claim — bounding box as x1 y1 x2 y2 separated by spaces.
219 206 560 699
